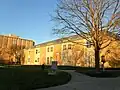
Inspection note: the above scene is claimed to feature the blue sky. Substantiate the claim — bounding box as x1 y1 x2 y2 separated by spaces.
0 0 58 44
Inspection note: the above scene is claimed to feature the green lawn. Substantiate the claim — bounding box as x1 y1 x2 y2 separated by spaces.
0 66 71 90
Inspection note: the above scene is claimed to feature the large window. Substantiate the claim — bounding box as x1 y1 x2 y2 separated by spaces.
63 45 66 50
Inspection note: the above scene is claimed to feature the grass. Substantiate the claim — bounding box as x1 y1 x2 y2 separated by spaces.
0 66 71 90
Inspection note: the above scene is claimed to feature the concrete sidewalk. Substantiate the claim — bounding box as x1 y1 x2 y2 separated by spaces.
36 70 120 90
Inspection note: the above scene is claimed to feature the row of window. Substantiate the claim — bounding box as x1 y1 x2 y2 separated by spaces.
28 58 40 62
29 50 40 54
63 44 72 50
29 44 72 55
47 47 53 52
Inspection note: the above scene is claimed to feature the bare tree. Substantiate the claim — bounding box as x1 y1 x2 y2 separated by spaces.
53 0 120 71
61 44 85 66
105 42 120 67
8 45 25 64
71 44 85 66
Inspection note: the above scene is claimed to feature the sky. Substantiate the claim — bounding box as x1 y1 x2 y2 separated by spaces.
0 0 58 44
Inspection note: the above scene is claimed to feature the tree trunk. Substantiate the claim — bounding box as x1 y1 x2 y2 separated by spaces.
95 46 100 72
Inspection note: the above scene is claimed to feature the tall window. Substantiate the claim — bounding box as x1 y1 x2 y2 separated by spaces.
51 47 53 52
47 47 49 52
63 45 66 50
68 44 72 49
47 57 49 64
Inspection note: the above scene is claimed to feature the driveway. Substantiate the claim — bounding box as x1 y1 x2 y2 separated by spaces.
36 70 120 90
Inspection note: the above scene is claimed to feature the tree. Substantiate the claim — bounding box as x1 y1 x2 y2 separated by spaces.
105 42 120 67
61 44 85 66
8 45 25 64
53 0 120 71
71 44 85 66
0 48 10 64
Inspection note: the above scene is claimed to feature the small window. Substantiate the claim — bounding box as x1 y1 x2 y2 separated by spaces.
28 58 30 62
51 47 53 52
63 45 66 50
47 57 49 64
68 44 71 49
47 47 49 52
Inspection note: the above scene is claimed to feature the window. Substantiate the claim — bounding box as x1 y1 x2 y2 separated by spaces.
63 45 66 50
28 58 30 62
35 58 39 62
68 44 72 49
50 57 53 61
51 47 53 52
37 58 40 62
50 57 53 64
47 57 49 64
33 42 35 46
36 50 38 54
13 39 17 45
47 47 49 52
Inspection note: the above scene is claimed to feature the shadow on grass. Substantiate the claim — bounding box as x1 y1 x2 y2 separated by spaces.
0 67 71 90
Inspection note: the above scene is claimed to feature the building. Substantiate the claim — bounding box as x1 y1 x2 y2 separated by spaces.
0 34 35 49
24 33 120 67
24 35 95 66
0 34 35 64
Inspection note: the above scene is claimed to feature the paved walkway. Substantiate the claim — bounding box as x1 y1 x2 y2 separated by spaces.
36 70 120 90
